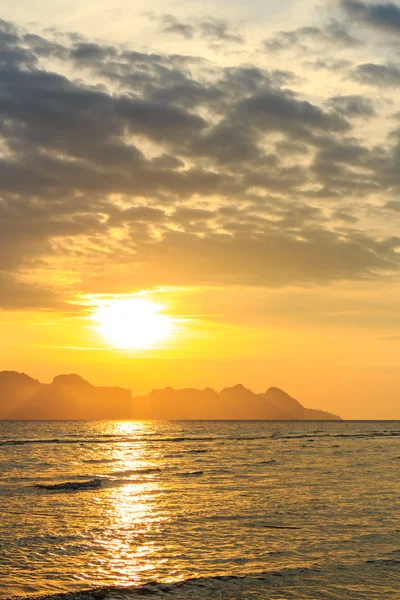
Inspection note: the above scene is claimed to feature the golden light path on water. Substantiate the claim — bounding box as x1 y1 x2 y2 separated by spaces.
85 421 168 587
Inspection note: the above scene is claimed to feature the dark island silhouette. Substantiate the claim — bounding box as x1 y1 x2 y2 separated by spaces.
0 371 341 420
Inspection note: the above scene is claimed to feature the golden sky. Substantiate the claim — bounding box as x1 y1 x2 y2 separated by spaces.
0 0 399 419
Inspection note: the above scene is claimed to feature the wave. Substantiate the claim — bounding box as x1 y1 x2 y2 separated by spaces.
165 449 209 457
209 468 230 473
2 430 400 449
5 570 309 600
0 438 63 446
175 470 204 477
112 467 162 476
34 478 103 492
365 558 400 565
279 431 400 440
157 437 216 443
82 458 114 464
17 562 395 600
6 560 400 599
0 436 213 447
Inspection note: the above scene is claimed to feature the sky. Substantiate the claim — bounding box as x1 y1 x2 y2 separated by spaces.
0 0 399 419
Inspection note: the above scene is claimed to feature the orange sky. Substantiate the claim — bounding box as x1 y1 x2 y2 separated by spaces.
1 282 399 419
0 2 399 419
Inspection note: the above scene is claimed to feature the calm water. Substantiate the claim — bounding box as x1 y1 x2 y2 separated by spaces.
0 420 399 599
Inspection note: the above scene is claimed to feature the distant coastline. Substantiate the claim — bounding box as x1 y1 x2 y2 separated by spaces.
0 371 341 420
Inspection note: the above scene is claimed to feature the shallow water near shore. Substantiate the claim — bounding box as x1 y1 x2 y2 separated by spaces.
1 420 399 599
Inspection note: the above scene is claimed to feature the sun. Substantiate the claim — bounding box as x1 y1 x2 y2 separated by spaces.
92 298 174 349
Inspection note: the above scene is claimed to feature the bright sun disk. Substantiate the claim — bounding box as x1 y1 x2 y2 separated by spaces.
93 299 173 349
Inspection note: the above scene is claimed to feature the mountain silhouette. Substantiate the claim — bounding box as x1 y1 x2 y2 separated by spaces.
0 371 131 420
0 371 341 420
132 384 341 420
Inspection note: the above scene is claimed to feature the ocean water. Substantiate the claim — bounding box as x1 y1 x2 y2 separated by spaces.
0 420 399 599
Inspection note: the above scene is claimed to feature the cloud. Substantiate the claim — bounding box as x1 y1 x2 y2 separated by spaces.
0 271 68 310
151 14 244 44
352 62 400 86
331 209 359 223
341 0 400 33
0 18 399 308
384 200 400 211
327 95 376 117
199 18 244 44
111 226 399 288
306 58 352 72
158 15 195 39
234 90 349 136
264 21 361 52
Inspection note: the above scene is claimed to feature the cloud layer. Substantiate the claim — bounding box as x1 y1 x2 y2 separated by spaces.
0 10 399 308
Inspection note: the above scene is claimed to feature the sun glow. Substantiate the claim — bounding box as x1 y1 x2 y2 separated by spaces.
93 298 174 349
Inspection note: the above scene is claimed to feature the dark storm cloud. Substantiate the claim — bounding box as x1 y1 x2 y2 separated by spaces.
341 0 400 33
0 18 399 308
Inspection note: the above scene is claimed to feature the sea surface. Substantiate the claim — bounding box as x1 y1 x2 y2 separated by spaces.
0 420 399 599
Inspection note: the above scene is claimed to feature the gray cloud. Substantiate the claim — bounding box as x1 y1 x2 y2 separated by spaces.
327 95 376 118
306 58 352 72
159 15 195 39
199 19 244 44
384 200 400 211
152 14 243 44
234 91 349 136
264 21 361 52
341 0 400 33
332 210 359 223
0 271 69 310
105 226 399 289
0 18 399 307
352 62 400 86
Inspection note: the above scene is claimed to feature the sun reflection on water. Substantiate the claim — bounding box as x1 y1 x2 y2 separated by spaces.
95 421 168 587
111 420 153 437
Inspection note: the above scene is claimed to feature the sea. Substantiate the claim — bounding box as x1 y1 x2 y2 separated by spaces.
0 420 399 599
